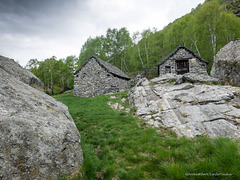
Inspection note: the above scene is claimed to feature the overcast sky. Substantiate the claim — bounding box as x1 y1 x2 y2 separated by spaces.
0 0 205 67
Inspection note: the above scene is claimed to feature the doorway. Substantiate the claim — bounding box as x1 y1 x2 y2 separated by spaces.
176 60 189 75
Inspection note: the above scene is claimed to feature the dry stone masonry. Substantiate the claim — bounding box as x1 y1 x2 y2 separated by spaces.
129 74 240 138
158 45 208 76
0 59 83 179
211 39 240 86
74 56 130 97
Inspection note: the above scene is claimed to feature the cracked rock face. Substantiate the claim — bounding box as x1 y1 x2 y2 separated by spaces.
0 55 44 90
129 77 240 138
211 39 240 86
0 68 83 179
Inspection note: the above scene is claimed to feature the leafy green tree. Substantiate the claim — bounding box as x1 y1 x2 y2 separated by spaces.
64 55 78 89
26 55 78 95
78 27 132 72
78 36 106 68
196 0 221 60
27 0 240 90
25 58 40 77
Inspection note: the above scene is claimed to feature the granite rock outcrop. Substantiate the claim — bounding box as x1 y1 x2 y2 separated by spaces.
0 63 83 179
129 75 240 138
0 55 44 90
211 39 240 86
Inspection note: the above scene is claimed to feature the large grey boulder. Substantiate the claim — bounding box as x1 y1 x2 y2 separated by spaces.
211 39 240 86
0 68 83 179
129 78 240 138
0 55 44 90
151 73 182 84
175 73 219 84
151 73 219 85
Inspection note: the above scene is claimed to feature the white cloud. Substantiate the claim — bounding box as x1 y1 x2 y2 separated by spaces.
0 0 205 67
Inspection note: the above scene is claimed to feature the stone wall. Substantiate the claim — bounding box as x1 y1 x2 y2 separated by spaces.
74 58 130 97
159 49 207 75
159 59 176 75
171 48 193 59
189 58 208 74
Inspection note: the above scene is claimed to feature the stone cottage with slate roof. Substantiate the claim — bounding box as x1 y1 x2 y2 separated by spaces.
158 45 208 76
74 56 130 97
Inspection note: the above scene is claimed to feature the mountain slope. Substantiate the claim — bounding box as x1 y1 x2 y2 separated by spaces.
138 0 240 74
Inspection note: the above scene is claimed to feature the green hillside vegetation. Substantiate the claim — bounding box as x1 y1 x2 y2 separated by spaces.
55 91 240 179
77 0 240 76
217 0 240 16
26 0 240 94
26 55 78 95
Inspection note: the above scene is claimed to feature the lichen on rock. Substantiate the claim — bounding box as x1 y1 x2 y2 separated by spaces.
0 64 83 179
211 39 240 86
0 55 44 90
129 75 240 138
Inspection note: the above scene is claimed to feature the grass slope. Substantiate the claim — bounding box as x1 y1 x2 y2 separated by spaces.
55 91 240 180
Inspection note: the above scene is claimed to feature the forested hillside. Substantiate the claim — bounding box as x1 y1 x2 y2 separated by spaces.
77 0 240 75
26 0 240 94
25 56 78 94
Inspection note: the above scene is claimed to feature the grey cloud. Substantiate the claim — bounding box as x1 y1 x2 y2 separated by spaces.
0 0 88 37
0 0 71 16
0 0 205 67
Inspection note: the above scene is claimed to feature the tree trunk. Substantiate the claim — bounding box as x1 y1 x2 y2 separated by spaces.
144 41 149 66
51 73 53 95
137 46 144 67
190 36 201 56
208 22 217 59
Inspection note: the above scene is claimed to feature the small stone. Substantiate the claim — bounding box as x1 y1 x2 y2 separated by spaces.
111 103 119 109
110 96 117 99
111 103 124 110
121 98 127 103
119 104 124 110
125 108 130 113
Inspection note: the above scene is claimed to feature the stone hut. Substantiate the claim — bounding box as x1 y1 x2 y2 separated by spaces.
158 45 208 76
74 56 130 97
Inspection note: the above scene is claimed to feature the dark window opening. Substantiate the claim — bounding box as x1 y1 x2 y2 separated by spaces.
165 66 171 74
176 60 189 75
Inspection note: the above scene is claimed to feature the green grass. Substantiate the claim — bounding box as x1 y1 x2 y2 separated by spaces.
55 91 240 180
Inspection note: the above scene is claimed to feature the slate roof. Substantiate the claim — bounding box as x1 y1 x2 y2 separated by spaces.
158 45 208 66
74 56 130 80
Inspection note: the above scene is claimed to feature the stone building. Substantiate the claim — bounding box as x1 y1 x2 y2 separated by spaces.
74 56 130 97
158 45 208 76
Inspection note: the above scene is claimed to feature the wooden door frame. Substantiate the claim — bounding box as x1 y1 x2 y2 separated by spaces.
175 59 189 75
